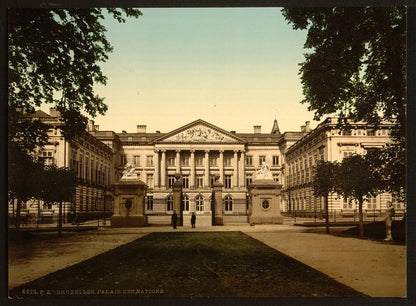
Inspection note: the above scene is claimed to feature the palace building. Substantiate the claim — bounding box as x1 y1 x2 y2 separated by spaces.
89 118 308 225
10 109 404 225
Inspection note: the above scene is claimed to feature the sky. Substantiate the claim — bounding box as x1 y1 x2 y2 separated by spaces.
90 8 317 134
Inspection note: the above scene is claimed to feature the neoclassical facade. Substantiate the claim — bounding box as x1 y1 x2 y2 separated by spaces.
90 119 307 225
284 117 405 218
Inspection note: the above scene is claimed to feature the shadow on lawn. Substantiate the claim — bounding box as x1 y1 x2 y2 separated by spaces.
9 231 367 298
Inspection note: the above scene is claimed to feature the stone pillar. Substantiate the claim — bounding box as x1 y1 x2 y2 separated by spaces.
154 150 159 188
160 150 166 187
172 174 183 226
176 150 181 173
233 150 238 188
239 151 245 187
204 150 210 188
111 178 148 227
212 177 224 225
190 149 195 188
219 150 224 183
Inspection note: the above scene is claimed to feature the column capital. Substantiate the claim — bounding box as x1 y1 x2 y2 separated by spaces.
219 150 224 154
190 149 195 153
154 149 160 153
205 150 210 154
176 149 181 153
233 149 239 153
160 149 166 153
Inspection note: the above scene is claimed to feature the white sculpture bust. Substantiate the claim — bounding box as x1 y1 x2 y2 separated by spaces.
255 162 274 180
121 163 138 180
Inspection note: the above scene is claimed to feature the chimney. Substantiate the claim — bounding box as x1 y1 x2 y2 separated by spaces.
156 130 161 134
49 108 61 117
301 125 306 132
88 120 95 132
94 125 99 131
137 125 147 133
254 125 261 134
230 130 236 134
122 130 127 134
305 121 311 132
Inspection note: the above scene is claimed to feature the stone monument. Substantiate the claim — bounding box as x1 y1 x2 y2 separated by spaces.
212 174 224 225
111 163 148 227
172 173 183 226
248 162 283 224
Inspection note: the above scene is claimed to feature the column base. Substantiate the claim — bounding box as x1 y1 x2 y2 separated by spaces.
213 216 224 226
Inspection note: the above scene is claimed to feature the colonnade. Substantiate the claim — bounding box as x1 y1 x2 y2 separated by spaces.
152 149 246 189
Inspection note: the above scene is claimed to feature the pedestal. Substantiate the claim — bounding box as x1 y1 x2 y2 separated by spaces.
111 179 148 227
248 179 283 224
212 181 224 225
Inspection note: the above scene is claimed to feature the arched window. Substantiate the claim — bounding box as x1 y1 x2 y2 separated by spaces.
196 195 204 212
224 195 233 211
166 195 173 211
182 195 189 211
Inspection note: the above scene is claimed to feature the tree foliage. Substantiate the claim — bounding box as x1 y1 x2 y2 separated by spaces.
312 161 339 234
281 7 406 138
8 8 142 144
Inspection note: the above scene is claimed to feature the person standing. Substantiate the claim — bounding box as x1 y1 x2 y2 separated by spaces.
191 212 196 228
172 210 178 229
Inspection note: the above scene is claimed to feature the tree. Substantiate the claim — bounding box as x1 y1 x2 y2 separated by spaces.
336 155 378 238
40 165 77 237
282 7 406 214
312 161 339 234
8 8 141 225
281 7 406 137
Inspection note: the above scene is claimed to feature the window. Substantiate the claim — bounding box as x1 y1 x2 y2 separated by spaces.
196 176 204 188
168 175 176 188
195 195 204 211
166 195 173 211
273 175 279 182
134 155 140 165
273 156 279 166
366 197 377 209
225 175 232 189
167 156 175 166
343 130 352 136
146 196 153 210
259 156 266 165
182 176 189 189
262 200 270 210
147 155 153 166
343 151 353 159
196 156 203 166
147 174 153 188
182 196 189 211
181 157 189 166
246 175 253 187
120 155 126 166
128 136 133 142
367 129 376 136
246 156 253 166
210 157 217 166
224 156 231 166
224 195 233 211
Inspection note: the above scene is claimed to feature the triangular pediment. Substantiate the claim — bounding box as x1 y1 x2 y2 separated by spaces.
156 119 245 143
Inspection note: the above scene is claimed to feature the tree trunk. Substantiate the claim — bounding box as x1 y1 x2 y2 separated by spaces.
58 201 63 238
325 195 330 234
358 197 364 238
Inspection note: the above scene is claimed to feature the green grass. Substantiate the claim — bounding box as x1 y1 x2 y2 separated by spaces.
10 231 366 298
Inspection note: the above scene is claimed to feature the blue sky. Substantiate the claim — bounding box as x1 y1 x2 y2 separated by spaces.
92 8 316 134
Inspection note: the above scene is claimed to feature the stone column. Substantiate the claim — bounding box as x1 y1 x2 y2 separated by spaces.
204 150 210 188
219 150 224 184
176 150 181 173
190 149 195 188
212 177 224 225
239 150 245 187
233 150 238 188
172 174 183 226
154 150 159 188
160 150 166 188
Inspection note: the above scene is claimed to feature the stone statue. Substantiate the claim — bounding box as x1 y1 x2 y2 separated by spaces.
384 201 395 241
255 162 273 180
121 163 138 180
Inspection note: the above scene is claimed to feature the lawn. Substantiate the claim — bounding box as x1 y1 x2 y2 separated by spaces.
10 231 366 298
